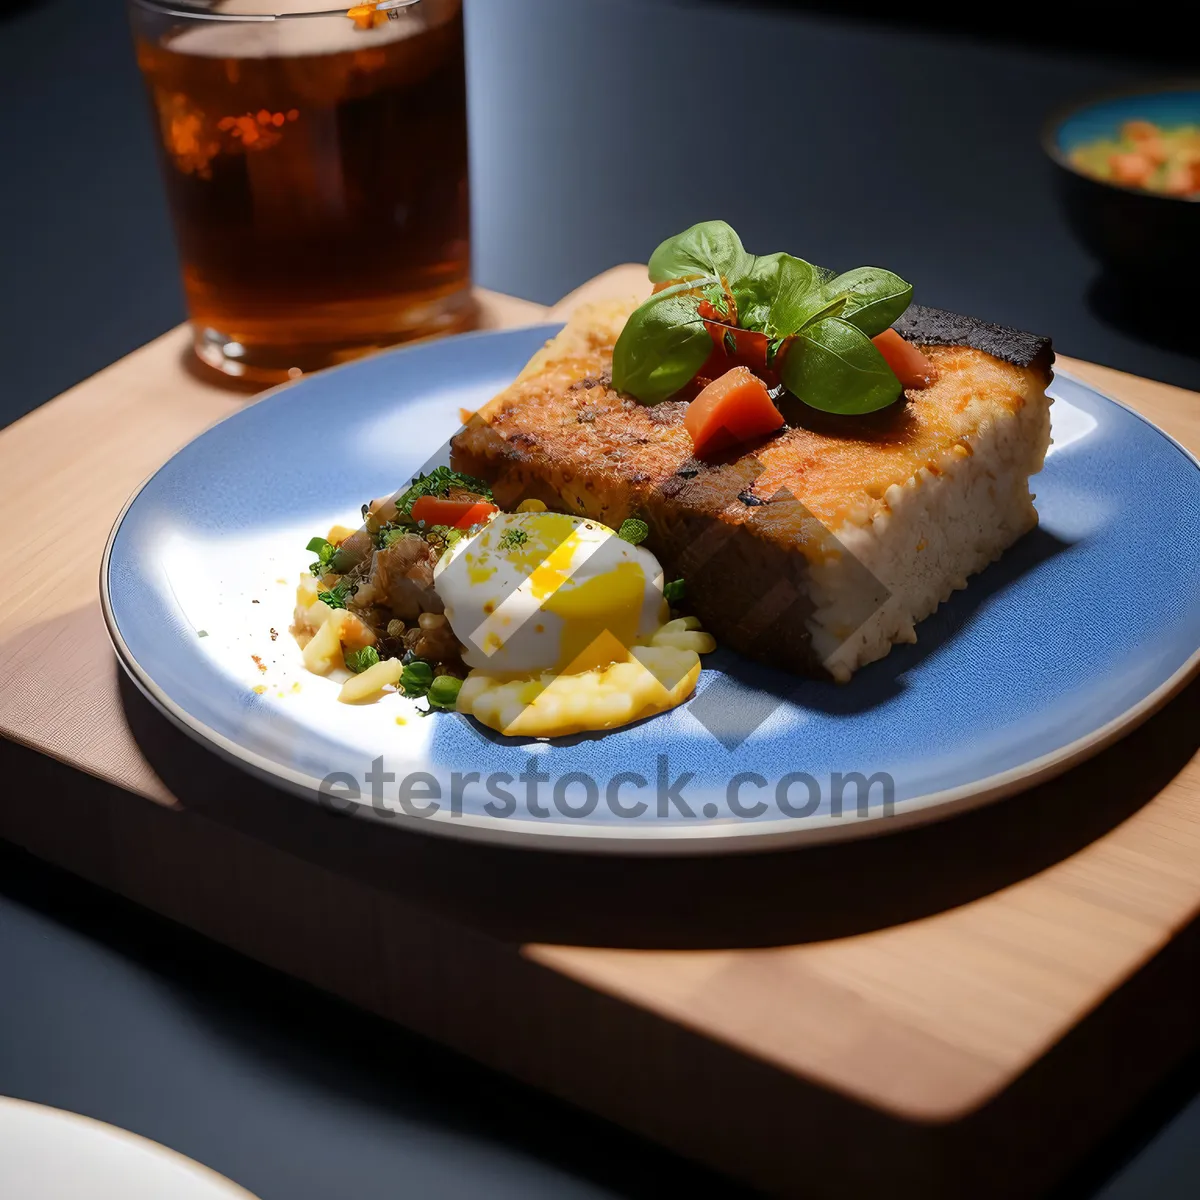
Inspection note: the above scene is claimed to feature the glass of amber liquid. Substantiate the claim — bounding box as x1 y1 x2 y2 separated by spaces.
130 0 474 384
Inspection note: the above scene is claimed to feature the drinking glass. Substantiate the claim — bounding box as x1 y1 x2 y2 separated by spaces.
130 0 474 383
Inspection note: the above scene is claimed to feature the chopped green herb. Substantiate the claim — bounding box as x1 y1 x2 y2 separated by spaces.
399 659 435 697
317 578 356 610
663 577 686 604
617 518 649 546
427 524 465 551
307 536 338 577
197 629 209 638
345 646 380 674
498 527 529 550
427 675 463 711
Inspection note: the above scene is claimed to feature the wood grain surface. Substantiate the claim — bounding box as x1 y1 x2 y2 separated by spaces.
1 268 1198 1199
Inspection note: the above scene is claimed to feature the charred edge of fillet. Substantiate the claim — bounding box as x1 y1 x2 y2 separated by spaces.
895 305 1054 374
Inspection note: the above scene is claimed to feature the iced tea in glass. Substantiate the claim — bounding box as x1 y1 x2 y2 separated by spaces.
131 0 473 383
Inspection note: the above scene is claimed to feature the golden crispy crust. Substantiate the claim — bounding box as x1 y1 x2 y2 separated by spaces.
457 300 1051 535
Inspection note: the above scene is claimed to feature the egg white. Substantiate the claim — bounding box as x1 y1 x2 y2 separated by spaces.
434 511 667 676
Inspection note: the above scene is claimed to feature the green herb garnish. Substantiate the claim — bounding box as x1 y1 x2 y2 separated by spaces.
498 527 529 550
307 536 337 577
612 221 913 415
780 317 901 417
617 517 649 545
427 675 463 711
611 276 715 405
395 467 493 522
426 524 465 551
663 577 686 605
399 659 434 697
647 219 752 290
345 646 380 674
317 578 356 610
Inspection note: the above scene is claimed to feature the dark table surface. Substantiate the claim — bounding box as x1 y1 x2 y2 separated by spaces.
1 0 1199 1196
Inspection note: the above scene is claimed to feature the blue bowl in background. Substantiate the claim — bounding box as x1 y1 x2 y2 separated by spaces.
1045 85 1200 281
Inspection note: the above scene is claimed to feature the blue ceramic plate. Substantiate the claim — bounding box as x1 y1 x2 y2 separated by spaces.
102 325 1200 853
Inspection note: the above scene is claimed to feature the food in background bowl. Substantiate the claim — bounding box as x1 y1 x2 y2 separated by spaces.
1045 86 1200 279
1069 119 1200 196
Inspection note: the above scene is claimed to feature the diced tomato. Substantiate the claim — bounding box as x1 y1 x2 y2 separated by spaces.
410 496 498 529
1137 137 1168 166
1109 151 1154 187
872 328 935 390
685 366 784 459
695 314 778 388
1163 160 1200 196
1122 119 1160 144
703 322 772 375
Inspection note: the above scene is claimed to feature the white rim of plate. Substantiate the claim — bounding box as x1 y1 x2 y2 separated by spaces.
99 347 1200 855
0 1097 259 1198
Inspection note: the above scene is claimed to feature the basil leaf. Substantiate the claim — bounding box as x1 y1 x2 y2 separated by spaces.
647 220 752 285
767 255 833 338
612 287 713 404
731 252 783 331
818 267 913 338
733 253 835 339
780 317 902 414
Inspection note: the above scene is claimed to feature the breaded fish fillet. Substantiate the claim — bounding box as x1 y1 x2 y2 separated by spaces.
451 299 1053 679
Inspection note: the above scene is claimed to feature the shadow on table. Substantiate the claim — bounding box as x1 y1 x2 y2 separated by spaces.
117 669 1199 952
1086 272 1200 365
0 842 758 1200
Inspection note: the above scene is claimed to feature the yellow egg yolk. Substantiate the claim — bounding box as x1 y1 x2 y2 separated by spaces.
434 511 716 737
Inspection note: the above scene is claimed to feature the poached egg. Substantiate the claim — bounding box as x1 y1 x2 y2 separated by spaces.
434 510 713 737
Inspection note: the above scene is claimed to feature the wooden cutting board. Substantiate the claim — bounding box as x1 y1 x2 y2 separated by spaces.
2 266 1198 1199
